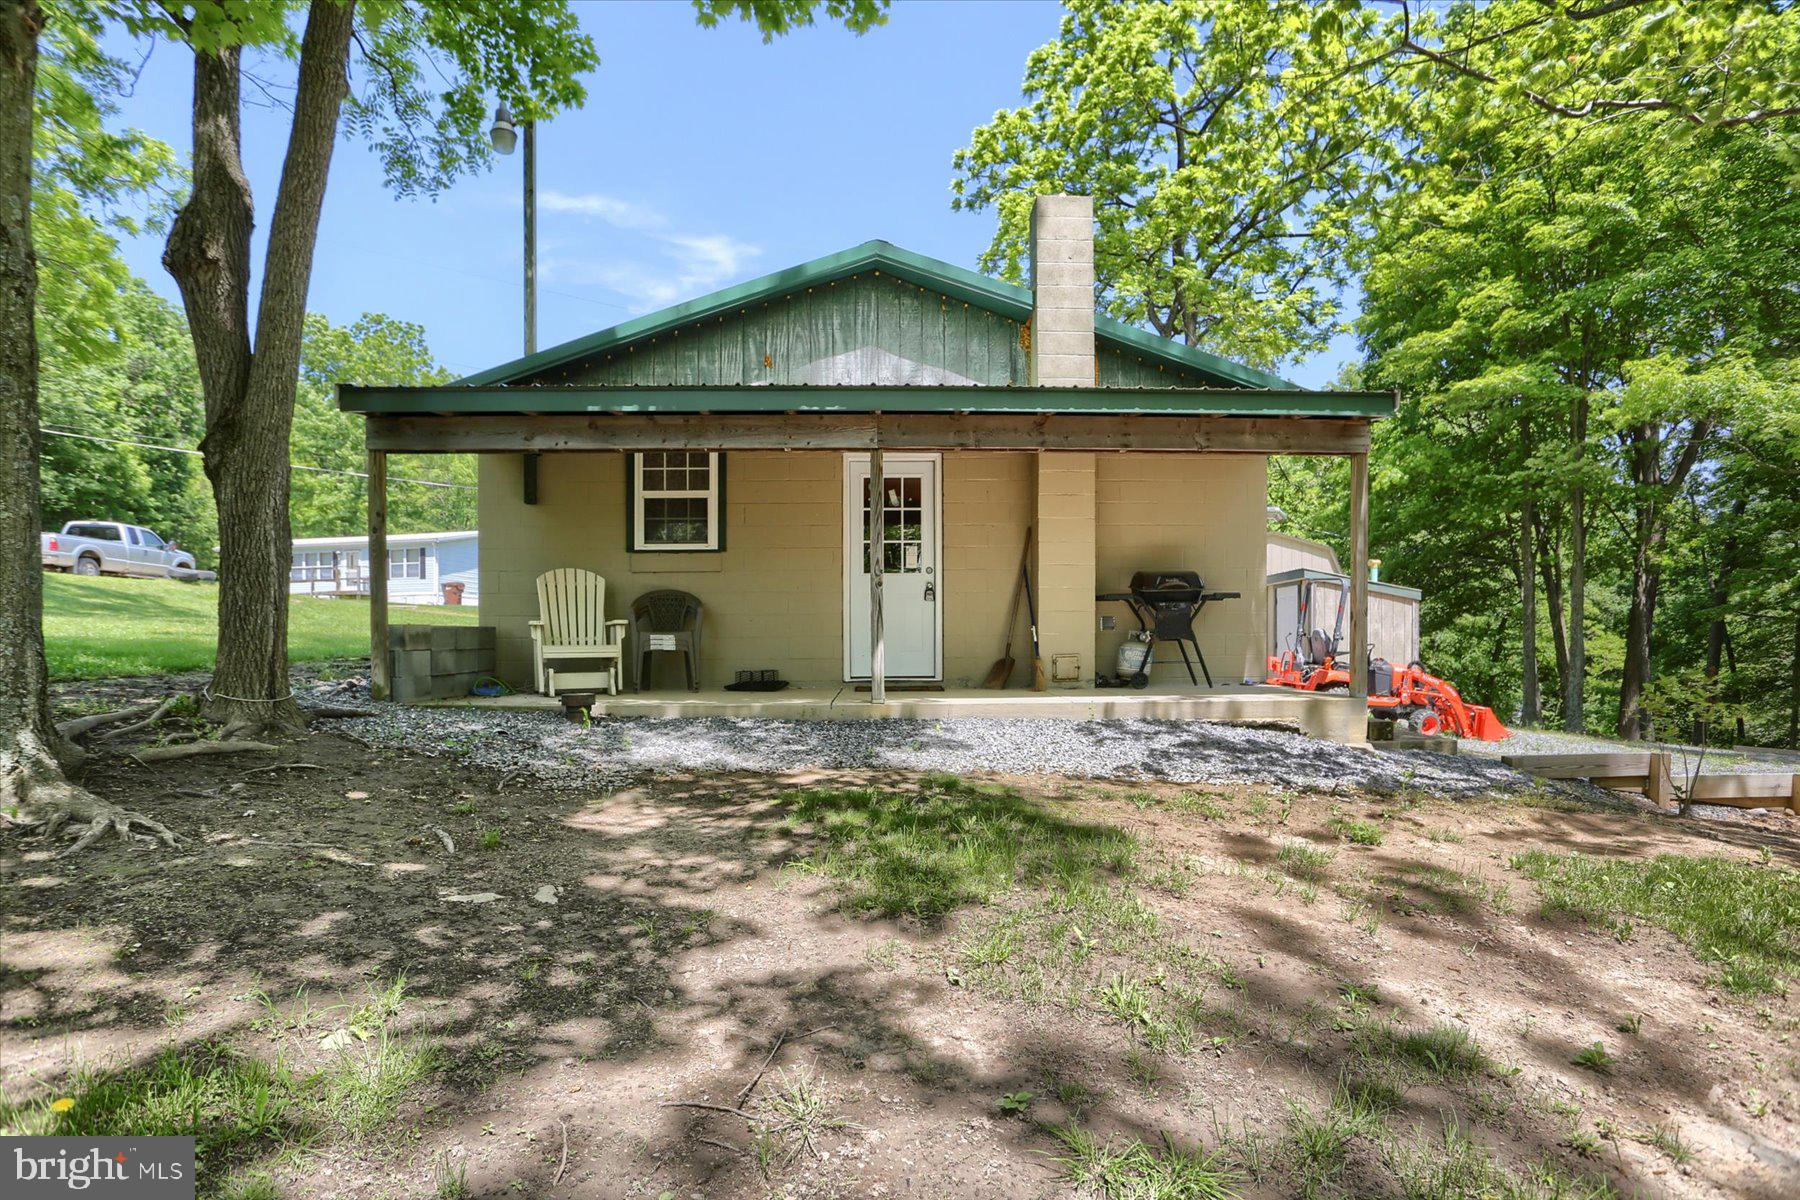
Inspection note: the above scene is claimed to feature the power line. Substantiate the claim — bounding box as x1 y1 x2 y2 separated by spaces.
40 427 478 491
319 235 633 314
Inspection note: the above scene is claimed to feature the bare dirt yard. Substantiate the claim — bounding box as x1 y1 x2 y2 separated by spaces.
5 693 1798 1200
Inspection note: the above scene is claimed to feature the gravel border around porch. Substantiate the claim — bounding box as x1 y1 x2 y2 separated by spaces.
331 696 1532 796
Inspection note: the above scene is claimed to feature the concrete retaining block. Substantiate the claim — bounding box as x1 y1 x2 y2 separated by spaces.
390 624 497 702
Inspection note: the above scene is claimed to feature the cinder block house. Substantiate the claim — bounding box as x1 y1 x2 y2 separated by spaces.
339 197 1390 741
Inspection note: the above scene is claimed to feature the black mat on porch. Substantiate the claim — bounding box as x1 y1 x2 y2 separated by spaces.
852 683 946 693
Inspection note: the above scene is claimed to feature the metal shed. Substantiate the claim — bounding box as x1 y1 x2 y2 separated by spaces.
1266 567 1421 669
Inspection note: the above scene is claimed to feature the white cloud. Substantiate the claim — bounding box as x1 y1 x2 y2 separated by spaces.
536 193 761 309
538 189 667 234
665 233 759 281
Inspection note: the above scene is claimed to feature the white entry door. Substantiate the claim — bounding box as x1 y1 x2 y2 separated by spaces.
844 453 941 680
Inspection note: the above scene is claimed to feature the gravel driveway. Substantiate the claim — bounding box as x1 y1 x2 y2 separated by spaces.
333 701 1530 796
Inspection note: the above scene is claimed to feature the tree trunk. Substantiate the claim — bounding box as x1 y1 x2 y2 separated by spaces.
1618 540 1658 740
1536 510 1569 714
1617 419 1708 741
1699 497 1747 745
1723 623 1745 743
1564 393 1587 733
162 0 356 736
0 0 171 849
1790 614 1800 749
0 0 67 810
1617 427 1659 740
1520 500 1540 726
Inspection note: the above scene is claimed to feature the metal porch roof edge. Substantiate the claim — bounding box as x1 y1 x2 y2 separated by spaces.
448 240 1297 392
1266 567 1423 601
337 384 1396 420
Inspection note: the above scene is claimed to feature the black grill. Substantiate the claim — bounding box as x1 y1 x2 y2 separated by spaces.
1129 571 1207 641
1097 571 1241 687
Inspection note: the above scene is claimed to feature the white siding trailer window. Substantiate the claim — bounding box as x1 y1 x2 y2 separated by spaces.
291 550 334 583
388 546 426 579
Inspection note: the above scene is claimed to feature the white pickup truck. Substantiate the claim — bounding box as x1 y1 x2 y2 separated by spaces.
41 520 208 579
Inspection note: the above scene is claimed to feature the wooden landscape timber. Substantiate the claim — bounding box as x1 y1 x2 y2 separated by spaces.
1502 751 1800 814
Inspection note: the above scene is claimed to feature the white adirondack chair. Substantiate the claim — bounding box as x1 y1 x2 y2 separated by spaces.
530 568 627 695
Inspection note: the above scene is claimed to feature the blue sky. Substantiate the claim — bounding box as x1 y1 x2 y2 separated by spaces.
104 0 1352 387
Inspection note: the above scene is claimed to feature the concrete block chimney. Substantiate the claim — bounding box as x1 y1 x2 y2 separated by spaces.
1028 195 1098 688
1028 194 1096 388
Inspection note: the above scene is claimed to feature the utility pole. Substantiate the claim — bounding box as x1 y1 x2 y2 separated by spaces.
523 118 536 354
490 102 540 502
489 103 536 354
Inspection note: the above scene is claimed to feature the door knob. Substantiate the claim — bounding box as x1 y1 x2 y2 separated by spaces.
924 582 936 602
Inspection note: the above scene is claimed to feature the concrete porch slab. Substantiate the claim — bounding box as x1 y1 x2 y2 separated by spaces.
423 684 1367 744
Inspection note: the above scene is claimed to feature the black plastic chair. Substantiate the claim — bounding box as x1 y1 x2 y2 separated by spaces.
631 589 704 692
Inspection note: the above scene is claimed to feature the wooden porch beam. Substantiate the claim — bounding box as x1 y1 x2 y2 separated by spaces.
368 449 390 701
366 412 1372 456
868 445 885 704
1348 451 1370 699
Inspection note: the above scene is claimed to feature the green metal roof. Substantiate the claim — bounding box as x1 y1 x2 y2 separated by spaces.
453 240 1298 391
338 384 1395 419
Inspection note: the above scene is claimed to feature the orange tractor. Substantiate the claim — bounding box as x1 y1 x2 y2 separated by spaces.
1265 577 1511 741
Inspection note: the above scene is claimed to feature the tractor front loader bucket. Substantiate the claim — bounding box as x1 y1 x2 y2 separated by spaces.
1459 704 1512 741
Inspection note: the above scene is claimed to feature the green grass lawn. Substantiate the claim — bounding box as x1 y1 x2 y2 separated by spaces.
43 572 478 680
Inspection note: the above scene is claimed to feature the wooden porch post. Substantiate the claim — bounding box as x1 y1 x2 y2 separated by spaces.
868 445 885 703
368 448 390 700
1349 450 1370 698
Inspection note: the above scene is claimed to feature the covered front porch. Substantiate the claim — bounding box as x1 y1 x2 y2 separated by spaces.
342 385 1389 745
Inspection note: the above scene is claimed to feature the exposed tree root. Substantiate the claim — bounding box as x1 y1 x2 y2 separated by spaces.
215 717 307 743
49 802 180 855
2 731 176 855
56 699 166 740
238 762 324 779
303 704 375 719
133 740 276 763
92 696 179 743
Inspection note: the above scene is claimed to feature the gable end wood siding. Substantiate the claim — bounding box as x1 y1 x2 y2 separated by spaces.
508 273 1226 392
452 241 1296 392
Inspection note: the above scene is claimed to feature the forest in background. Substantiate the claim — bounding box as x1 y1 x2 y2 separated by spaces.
956 0 1798 745
1266 71 1798 747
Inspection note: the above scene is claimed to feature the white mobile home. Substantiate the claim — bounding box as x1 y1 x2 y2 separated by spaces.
289 530 478 606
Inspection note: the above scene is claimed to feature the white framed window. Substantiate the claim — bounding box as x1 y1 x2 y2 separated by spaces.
388 547 426 580
630 451 723 551
291 550 334 582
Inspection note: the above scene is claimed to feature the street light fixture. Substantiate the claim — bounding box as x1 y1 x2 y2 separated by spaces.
488 103 535 355
488 103 517 155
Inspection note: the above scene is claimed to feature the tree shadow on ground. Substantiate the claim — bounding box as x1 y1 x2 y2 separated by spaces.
4 735 1796 1199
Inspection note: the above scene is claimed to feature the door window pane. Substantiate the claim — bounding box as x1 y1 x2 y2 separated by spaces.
862 471 926 574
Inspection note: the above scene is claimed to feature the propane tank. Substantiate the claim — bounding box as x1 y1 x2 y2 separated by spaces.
1116 631 1153 679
